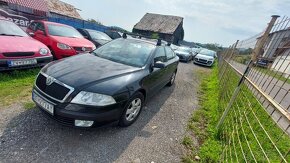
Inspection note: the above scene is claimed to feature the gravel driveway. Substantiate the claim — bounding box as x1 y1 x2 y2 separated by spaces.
0 63 205 163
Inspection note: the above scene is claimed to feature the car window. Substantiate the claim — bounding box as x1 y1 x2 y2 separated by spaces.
92 39 155 67
28 22 37 31
87 30 112 40
47 24 84 38
154 47 167 63
36 22 45 31
0 20 28 37
165 46 175 60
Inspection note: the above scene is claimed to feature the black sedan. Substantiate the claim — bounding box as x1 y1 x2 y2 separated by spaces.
77 28 112 48
32 38 179 127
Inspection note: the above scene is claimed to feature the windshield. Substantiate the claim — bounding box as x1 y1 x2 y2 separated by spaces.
199 50 215 57
0 20 28 37
88 30 112 40
92 39 155 67
177 47 191 53
48 24 83 38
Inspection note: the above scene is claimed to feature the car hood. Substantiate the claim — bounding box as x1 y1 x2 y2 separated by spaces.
0 36 47 53
43 54 141 88
175 51 190 56
195 54 214 60
51 36 94 47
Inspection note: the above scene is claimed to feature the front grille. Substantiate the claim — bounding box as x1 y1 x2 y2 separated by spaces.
35 73 71 101
3 52 35 57
199 59 208 63
73 47 92 52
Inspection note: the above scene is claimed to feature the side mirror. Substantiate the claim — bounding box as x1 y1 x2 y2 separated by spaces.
35 30 45 36
28 32 35 37
154 61 166 69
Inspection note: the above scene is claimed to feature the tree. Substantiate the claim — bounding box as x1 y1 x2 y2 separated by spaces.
151 33 159 39
87 18 103 25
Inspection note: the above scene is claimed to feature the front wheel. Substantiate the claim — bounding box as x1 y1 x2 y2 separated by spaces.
167 71 176 86
119 92 144 127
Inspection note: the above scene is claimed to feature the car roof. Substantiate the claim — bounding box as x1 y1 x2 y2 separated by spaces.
34 20 73 27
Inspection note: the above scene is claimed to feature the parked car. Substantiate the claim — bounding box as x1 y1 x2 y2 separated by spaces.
27 21 95 59
194 49 216 67
77 28 112 48
170 44 179 50
0 18 52 71
175 46 193 62
32 37 179 127
191 47 201 56
105 30 122 39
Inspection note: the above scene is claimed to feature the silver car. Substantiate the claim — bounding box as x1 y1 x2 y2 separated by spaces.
175 46 193 63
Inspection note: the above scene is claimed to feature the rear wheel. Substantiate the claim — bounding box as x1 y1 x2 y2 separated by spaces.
119 92 144 127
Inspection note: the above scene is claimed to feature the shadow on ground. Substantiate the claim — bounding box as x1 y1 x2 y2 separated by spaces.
0 85 175 163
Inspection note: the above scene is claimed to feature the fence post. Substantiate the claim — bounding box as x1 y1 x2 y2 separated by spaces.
216 15 280 129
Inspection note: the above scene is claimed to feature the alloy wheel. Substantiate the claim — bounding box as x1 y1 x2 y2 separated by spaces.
125 98 142 121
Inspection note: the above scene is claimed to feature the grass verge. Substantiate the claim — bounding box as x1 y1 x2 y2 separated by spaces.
0 69 39 107
182 65 222 162
183 63 290 162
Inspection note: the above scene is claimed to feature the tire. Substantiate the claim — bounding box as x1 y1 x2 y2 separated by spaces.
119 92 144 127
167 71 176 86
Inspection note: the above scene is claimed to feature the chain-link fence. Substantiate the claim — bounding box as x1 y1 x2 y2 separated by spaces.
217 15 290 162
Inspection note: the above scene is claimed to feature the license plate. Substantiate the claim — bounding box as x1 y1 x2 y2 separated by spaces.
7 59 37 67
32 92 54 115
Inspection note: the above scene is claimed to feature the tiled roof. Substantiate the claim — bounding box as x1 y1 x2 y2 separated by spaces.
45 0 82 19
133 13 183 34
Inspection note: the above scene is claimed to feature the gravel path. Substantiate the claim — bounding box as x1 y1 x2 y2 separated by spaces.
0 63 206 163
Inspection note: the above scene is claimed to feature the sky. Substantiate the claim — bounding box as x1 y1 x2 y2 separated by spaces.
61 0 290 46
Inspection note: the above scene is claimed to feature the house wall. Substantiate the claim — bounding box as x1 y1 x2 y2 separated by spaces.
132 22 184 44
271 49 290 78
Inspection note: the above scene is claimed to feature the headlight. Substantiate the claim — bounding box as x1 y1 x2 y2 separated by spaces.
57 43 71 50
92 45 96 50
209 58 214 61
71 91 116 106
39 48 49 55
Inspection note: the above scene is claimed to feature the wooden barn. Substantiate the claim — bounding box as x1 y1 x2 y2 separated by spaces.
133 13 184 45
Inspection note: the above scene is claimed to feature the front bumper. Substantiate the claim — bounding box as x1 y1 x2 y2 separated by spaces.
0 56 53 71
194 58 214 66
32 89 126 127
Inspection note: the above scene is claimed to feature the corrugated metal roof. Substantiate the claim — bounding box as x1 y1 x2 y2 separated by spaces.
1 0 48 12
45 0 82 19
133 13 183 34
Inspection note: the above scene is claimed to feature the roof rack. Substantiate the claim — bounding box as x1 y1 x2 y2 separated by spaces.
122 32 170 46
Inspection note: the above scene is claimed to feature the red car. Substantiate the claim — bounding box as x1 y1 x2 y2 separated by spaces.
27 21 96 59
0 18 52 71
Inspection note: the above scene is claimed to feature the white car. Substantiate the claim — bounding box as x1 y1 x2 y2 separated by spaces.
194 49 217 67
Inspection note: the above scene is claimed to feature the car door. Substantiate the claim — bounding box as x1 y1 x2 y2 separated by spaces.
165 46 179 81
144 47 169 96
33 22 48 44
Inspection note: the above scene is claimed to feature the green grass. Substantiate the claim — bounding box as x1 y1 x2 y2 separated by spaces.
0 69 39 107
182 63 290 162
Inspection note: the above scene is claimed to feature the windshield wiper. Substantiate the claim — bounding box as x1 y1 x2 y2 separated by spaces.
0 33 24 37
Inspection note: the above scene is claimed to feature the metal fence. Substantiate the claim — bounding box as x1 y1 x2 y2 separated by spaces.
217 15 290 162
48 17 108 32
